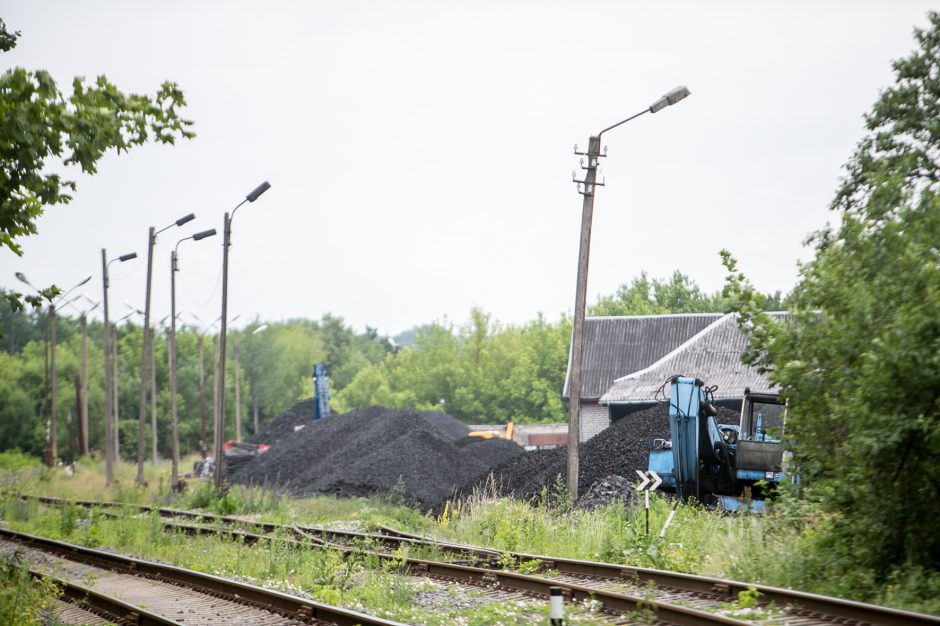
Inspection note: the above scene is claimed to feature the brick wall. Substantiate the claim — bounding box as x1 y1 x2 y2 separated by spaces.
579 403 610 442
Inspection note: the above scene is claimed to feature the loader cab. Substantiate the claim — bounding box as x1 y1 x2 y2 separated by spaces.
738 389 786 442
735 388 786 483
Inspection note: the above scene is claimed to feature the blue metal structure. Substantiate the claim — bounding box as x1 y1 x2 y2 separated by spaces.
647 376 786 510
313 363 331 420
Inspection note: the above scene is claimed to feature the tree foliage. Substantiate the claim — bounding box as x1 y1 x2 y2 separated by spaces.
590 270 787 317
0 18 194 312
333 308 571 424
722 11 940 591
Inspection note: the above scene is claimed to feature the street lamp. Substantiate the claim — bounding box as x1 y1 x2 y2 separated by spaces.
169 228 217 489
136 213 195 486
102 249 137 484
15 273 92 466
216 181 270 490
565 86 690 498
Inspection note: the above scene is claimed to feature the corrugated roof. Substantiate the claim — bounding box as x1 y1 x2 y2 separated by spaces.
599 313 786 404
563 313 723 400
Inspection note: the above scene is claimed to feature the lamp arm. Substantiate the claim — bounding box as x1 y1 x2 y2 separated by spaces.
597 107 650 139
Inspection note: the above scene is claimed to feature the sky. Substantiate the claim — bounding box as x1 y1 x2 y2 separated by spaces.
2 2 937 336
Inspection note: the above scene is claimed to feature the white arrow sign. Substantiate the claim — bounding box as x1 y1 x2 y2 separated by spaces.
635 470 662 492
648 470 662 492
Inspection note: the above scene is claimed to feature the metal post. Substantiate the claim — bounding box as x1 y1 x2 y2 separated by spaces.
212 334 218 457
48 303 58 466
215 212 231 490
112 324 120 461
253 398 259 436
101 250 113 483
137 226 155 485
198 335 207 458
150 326 158 464
169 250 180 489
80 314 89 456
234 343 241 443
566 135 601 499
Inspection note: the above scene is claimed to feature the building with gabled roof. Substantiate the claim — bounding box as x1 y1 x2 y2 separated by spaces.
562 313 723 441
600 312 784 407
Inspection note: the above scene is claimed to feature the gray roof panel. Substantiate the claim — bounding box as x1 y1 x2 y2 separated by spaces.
599 313 788 404
563 313 723 400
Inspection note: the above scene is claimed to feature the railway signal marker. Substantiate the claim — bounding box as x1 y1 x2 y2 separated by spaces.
634 470 662 492
635 470 662 536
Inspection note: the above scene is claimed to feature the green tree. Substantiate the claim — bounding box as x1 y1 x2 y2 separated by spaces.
0 18 193 311
590 270 723 316
722 12 940 596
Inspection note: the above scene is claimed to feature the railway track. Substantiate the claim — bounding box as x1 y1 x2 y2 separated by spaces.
0 526 405 625
13 493 940 626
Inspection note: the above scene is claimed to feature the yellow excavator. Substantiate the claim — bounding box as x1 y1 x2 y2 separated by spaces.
467 419 515 441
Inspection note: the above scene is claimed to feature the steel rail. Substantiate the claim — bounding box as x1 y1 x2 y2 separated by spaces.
120 517 750 626
31 570 180 625
2 508 754 626
19 493 940 626
0 527 404 626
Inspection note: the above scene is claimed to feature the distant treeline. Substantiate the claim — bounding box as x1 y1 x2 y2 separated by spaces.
0 271 783 459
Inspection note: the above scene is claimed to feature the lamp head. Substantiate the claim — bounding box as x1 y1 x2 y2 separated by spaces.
246 181 271 202
77 276 92 287
119 252 137 262
14 272 33 288
192 228 217 241
649 86 691 113
176 213 196 227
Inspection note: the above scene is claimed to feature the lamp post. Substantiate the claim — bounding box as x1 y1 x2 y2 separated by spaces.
215 181 270 490
170 228 217 489
566 86 690 498
136 213 195 486
101 250 137 484
16 273 92 466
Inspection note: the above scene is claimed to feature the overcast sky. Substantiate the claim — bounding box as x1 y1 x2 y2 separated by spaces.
2 2 936 336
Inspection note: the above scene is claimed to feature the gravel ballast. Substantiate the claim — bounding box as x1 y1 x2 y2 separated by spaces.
231 403 525 511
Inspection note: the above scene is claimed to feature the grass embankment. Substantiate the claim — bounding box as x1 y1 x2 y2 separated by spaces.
0 450 937 623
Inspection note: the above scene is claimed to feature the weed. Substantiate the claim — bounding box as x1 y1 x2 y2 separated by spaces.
0 551 60 626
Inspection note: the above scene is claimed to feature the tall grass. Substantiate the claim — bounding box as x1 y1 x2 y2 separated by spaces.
4 457 939 616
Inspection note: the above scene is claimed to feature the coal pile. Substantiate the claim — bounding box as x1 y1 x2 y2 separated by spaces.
231 403 525 511
457 402 739 503
575 475 639 510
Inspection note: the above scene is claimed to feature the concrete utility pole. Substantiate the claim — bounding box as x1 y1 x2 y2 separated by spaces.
102 251 113 483
566 87 690 499
169 228 216 488
136 226 156 485
198 335 207 458
215 181 270 490
48 303 57 465
136 214 194 485
80 314 89 456
234 344 241 443
566 135 601 498
16 273 90 467
150 326 158 464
